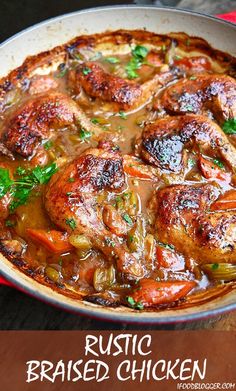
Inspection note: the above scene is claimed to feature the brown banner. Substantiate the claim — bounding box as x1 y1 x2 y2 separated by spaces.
0 331 235 391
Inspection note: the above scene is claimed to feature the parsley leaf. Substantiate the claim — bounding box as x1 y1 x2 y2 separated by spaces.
119 111 127 120
222 118 236 134
125 45 149 79
0 168 13 198
79 128 91 140
0 163 58 212
44 140 53 150
122 213 133 225
66 218 77 230
132 45 149 59
213 158 224 169
82 67 92 75
105 57 120 64
126 296 144 310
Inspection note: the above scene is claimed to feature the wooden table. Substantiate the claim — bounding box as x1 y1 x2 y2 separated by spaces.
0 0 236 330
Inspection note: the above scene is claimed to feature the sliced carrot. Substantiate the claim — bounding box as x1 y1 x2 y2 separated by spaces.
129 278 196 308
156 245 185 271
27 228 73 253
211 190 236 211
123 155 157 180
199 156 231 182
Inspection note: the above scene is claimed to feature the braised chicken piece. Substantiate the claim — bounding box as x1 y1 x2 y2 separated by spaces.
161 74 236 122
69 61 174 112
137 114 236 176
44 141 145 280
152 183 236 264
1 92 104 158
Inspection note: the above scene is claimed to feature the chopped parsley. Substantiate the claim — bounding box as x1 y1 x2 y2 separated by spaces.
119 111 127 120
68 177 75 183
125 45 149 79
122 213 133 225
212 263 219 270
184 104 194 112
79 128 91 140
105 57 120 64
128 234 134 243
126 296 144 310
82 67 92 75
161 44 166 52
213 158 224 169
44 140 53 150
105 237 115 247
5 220 15 227
0 163 57 211
91 118 99 124
222 118 236 134
66 218 76 230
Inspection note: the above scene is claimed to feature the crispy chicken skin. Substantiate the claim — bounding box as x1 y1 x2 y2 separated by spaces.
152 183 236 264
74 61 142 110
1 92 105 158
1 92 79 157
161 74 236 122
45 141 145 280
70 61 174 111
137 114 236 173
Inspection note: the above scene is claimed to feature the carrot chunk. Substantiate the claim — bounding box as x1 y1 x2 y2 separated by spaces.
199 156 230 182
123 155 157 180
27 228 73 253
128 278 196 308
211 190 236 211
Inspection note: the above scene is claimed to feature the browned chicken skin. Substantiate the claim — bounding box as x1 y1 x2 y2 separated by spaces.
1 92 105 158
1 92 79 157
137 114 236 174
152 183 236 264
45 141 145 280
161 74 236 122
70 61 174 112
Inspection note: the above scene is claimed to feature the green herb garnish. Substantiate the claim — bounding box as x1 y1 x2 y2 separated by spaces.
122 213 132 225
132 45 149 59
44 140 53 150
213 158 224 168
79 128 91 140
66 218 76 230
105 57 120 64
222 118 236 135
5 220 15 227
184 104 194 111
212 263 219 270
125 45 149 79
0 163 57 211
91 118 99 124
82 67 92 75
68 177 75 183
104 237 115 248
119 111 127 120
126 296 144 310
